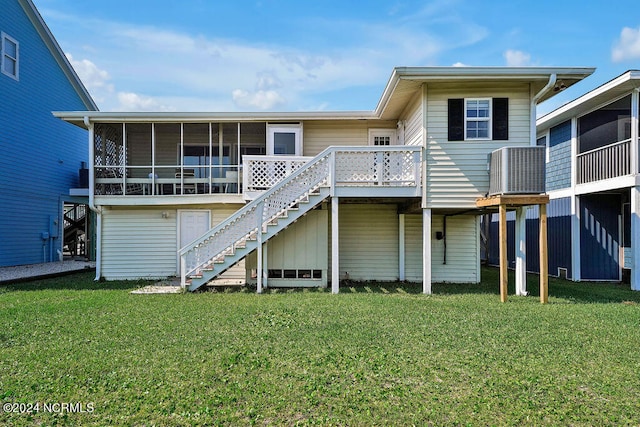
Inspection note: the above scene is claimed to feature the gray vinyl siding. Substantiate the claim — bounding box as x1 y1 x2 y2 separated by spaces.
546 120 572 191
246 208 328 286
303 120 396 156
102 208 178 280
329 204 399 281
426 84 531 208
101 204 245 281
405 213 480 283
402 91 423 146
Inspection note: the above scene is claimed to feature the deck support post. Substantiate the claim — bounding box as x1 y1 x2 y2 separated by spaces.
423 208 432 294
631 186 640 290
515 207 527 296
571 195 581 281
499 204 508 302
399 214 405 281
331 196 340 294
539 203 549 303
256 201 264 294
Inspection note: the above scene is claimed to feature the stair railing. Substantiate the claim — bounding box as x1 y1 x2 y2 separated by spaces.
178 145 423 288
179 147 334 287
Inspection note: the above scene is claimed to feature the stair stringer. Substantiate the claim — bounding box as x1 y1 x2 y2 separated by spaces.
187 187 330 291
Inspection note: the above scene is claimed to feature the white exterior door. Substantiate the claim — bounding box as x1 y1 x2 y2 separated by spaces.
178 210 210 272
267 124 302 156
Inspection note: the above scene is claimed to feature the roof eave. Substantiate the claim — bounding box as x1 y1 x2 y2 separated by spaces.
19 0 98 111
537 70 640 129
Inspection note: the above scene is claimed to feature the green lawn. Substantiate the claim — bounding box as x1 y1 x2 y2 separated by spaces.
1 268 640 426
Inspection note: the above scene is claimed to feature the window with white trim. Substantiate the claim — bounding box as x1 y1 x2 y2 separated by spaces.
1 32 19 80
448 98 508 141
368 129 396 146
465 98 491 139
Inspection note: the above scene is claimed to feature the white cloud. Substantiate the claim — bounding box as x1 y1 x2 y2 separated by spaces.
452 62 468 67
504 49 531 66
48 4 490 112
116 92 173 112
66 53 113 106
232 89 286 110
612 26 640 62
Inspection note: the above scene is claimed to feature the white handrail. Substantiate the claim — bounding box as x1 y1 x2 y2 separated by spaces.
178 145 422 287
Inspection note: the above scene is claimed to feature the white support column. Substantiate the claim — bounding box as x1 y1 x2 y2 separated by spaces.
423 209 432 294
331 197 340 294
515 207 527 295
571 195 581 281
630 89 639 175
263 242 268 290
256 201 264 294
570 116 581 281
399 214 405 281
631 186 640 290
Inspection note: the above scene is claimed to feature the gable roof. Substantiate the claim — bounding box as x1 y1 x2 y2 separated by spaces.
18 0 97 111
537 70 640 130
55 66 594 127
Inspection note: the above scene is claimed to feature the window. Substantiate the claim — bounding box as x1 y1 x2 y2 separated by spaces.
368 129 396 146
448 98 508 141
1 32 18 80
465 99 490 139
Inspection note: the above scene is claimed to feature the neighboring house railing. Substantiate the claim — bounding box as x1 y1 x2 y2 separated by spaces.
576 139 632 184
179 146 422 286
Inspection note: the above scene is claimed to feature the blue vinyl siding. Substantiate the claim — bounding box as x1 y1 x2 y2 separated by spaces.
580 194 621 280
546 121 572 191
0 1 90 266
488 198 572 278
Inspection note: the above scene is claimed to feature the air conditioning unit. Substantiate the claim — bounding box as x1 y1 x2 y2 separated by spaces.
488 146 545 196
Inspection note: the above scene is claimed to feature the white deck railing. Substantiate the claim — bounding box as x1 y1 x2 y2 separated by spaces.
243 147 421 199
179 146 422 286
577 139 632 184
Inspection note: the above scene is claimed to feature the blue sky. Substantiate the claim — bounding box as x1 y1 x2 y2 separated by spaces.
33 0 640 116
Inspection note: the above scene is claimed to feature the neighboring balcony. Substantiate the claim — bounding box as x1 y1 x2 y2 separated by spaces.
576 138 634 185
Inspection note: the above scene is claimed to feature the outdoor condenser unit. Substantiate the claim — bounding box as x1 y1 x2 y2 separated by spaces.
488 146 545 196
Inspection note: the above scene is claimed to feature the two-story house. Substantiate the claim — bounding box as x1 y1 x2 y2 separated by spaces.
55 67 594 293
492 70 639 289
0 0 97 267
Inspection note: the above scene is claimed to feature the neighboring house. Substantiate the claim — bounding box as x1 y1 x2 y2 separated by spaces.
54 67 593 292
488 70 640 290
0 0 97 267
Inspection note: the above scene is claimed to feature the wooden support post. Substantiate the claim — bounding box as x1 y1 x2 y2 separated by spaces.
499 204 508 302
539 203 548 303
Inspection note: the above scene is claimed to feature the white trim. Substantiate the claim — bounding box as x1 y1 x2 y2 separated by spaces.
368 128 397 146
267 123 302 156
464 98 492 140
631 187 640 290
1 32 19 81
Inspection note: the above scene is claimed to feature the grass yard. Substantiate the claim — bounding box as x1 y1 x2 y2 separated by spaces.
1 268 640 426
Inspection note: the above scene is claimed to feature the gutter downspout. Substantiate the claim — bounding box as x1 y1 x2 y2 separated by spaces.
85 116 102 281
530 74 557 146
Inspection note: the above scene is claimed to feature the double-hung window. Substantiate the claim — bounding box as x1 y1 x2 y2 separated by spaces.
465 99 491 139
448 98 509 141
1 32 19 80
